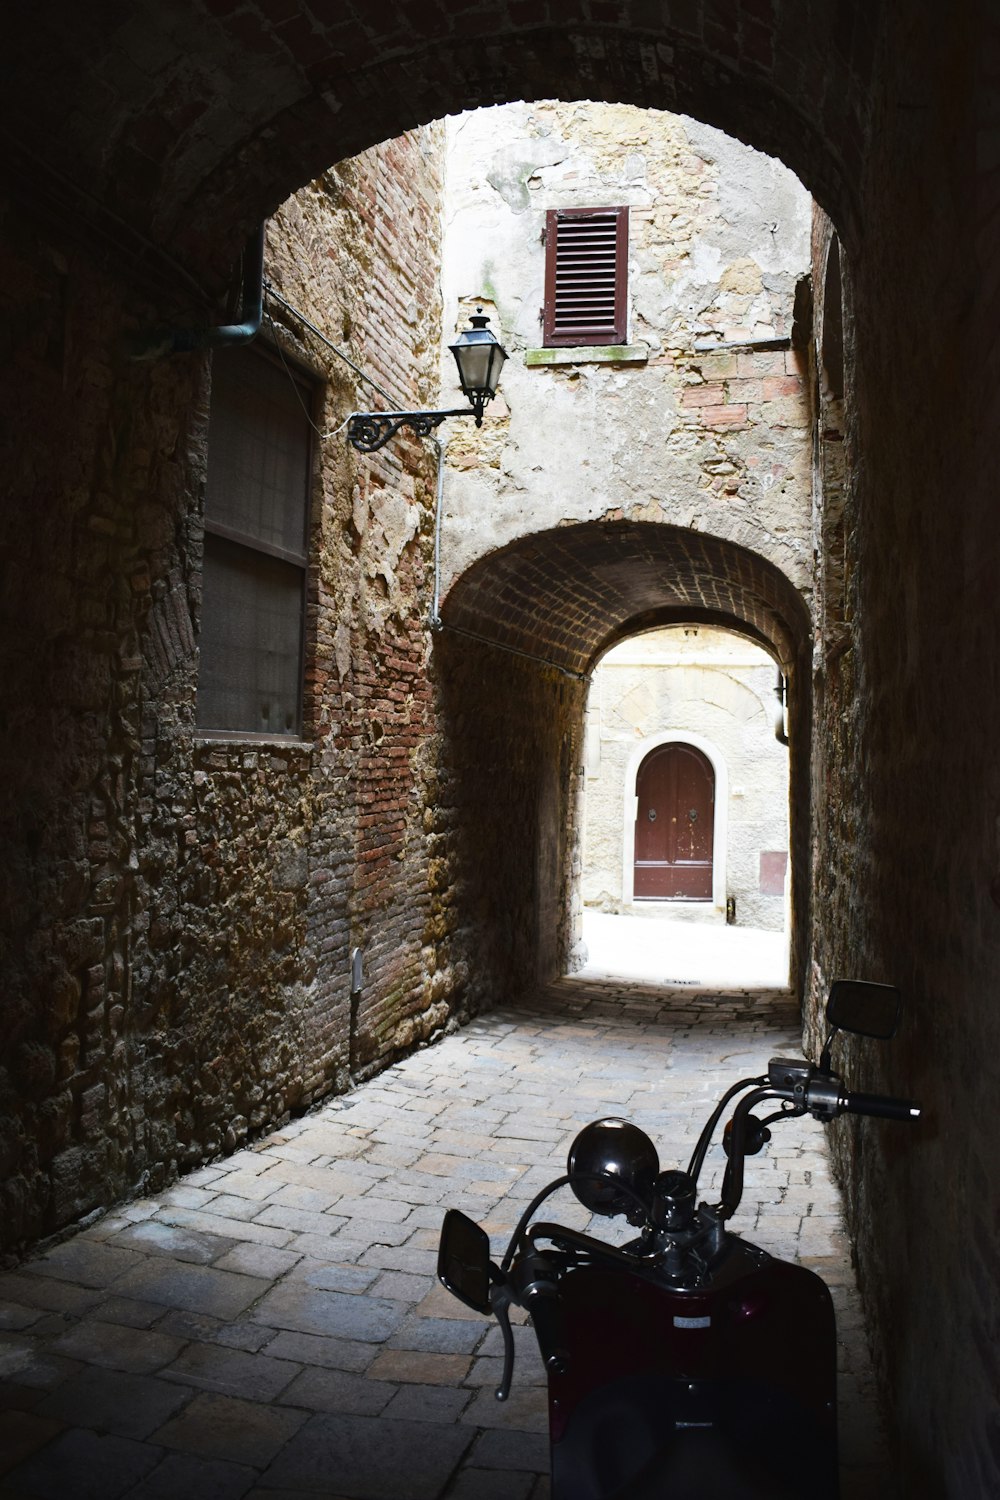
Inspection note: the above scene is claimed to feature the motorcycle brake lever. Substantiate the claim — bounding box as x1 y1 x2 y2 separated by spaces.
490 1282 516 1402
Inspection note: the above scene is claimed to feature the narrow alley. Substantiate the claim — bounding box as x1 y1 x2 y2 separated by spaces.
2 4 996 1492
1 979 891 1500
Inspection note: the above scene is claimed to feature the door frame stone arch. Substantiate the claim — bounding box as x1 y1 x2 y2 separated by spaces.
622 730 729 912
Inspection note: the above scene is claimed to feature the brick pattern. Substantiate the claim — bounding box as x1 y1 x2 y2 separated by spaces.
442 518 811 676
678 350 808 436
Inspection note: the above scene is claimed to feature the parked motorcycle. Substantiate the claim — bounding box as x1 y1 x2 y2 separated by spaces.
438 980 920 1499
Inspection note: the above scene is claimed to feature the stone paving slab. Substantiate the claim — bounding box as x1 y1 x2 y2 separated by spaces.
0 977 897 1498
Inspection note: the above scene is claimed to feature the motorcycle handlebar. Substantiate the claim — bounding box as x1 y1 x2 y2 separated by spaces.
841 1090 921 1122
510 1251 571 1375
523 1287 570 1375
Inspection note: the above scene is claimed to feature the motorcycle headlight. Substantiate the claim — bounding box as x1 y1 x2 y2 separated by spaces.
567 1118 659 1224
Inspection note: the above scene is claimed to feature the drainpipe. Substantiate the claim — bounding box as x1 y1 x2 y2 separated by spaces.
429 435 447 630
774 669 789 746
131 224 265 360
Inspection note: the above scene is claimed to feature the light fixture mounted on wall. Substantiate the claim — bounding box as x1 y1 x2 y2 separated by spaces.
347 309 507 452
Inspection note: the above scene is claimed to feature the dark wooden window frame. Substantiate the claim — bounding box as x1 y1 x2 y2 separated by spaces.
196 342 315 741
543 206 629 348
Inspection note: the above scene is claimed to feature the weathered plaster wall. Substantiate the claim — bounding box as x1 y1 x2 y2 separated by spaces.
583 626 788 928
437 101 813 604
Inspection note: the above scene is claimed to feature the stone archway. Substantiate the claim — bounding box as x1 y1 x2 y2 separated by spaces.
7 3 870 289
438 519 810 989
441 519 809 675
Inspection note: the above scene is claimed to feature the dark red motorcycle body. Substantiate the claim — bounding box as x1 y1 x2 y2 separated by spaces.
547 1243 838 1500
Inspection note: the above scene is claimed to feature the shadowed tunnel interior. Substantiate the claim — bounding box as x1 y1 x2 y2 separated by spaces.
1 3 996 1495
4 1 872 282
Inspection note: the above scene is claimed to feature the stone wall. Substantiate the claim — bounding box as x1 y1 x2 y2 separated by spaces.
434 634 586 1000
0 130 484 1256
802 6 999 1487
583 626 789 930
0 211 209 1248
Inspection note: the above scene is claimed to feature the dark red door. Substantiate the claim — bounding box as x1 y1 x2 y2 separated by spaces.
633 743 714 900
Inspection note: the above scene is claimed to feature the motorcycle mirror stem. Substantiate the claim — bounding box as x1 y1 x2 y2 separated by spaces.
818 1028 837 1074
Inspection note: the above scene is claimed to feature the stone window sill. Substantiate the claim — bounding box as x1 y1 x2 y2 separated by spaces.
194 733 312 749
525 345 649 368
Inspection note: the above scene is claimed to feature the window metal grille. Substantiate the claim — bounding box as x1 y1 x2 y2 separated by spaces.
543 206 628 347
196 347 312 736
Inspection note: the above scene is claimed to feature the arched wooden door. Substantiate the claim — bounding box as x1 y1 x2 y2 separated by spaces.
633 743 715 900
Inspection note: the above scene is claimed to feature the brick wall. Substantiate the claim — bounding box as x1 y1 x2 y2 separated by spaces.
0 130 476 1254
433 634 586 1002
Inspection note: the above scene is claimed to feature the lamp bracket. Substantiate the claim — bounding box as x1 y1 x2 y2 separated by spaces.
347 407 480 453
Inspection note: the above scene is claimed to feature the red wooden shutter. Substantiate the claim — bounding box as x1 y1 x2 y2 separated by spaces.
543 206 628 347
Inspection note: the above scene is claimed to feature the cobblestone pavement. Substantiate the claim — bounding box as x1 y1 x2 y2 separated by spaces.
0 978 896 1499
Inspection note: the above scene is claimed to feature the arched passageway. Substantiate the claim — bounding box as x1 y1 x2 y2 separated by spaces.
3 8 820 1262
7 2 871 283
437 520 809 992
2 5 997 1494
442 519 807 673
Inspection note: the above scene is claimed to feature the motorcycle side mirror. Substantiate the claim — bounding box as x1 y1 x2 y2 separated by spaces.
438 1209 493 1315
826 980 901 1039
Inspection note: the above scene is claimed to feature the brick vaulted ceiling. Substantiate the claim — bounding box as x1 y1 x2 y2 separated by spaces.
441 521 810 676
4 1 880 288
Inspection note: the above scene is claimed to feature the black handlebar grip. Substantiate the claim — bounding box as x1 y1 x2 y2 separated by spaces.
524 1289 570 1375
842 1091 921 1121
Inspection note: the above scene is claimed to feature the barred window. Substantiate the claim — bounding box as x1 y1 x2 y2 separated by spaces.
196 346 312 737
543 207 628 347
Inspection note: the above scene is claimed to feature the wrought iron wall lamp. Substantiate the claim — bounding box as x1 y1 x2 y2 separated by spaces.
347 309 507 452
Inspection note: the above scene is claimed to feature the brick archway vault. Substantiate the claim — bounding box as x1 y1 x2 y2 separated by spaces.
6 1 876 289
438 520 811 991
441 519 810 677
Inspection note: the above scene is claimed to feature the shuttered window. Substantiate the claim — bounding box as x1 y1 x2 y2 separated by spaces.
196 346 312 737
543 207 628 347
